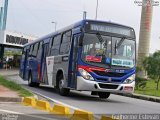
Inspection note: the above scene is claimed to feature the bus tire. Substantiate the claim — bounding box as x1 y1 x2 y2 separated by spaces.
98 92 110 99
35 83 40 87
28 72 34 87
58 75 70 96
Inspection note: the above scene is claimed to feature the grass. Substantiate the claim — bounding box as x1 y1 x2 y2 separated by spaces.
0 76 33 97
135 79 160 97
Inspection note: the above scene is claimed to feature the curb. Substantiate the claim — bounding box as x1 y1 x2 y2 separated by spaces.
21 95 117 120
22 97 37 106
115 93 160 103
0 97 22 102
70 109 94 120
0 90 37 103
101 115 119 120
35 100 51 111
50 104 71 116
4 74 19 77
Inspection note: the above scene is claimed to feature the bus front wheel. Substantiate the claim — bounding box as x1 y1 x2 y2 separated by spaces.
98 92 110 99
58 75 70 96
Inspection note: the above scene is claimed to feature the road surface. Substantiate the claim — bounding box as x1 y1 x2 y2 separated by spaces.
0 102 67 120
7 75 160 115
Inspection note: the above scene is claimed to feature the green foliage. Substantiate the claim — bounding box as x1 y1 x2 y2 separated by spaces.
135 76 147 90
0 76 33 97
4 51 22 57
142 50 160 90
135 79 160 97
136 66 143 73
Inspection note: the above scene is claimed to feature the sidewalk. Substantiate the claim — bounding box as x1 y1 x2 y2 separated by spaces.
0 85 21 102
0 69 22 102
0 69 19 76
0 85 19 98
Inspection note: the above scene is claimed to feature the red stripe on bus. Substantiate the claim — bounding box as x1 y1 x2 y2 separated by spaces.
38 64 42 81
78 65 105 72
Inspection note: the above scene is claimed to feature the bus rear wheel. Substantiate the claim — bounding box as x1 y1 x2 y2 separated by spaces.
98 92 110 99
58 75 70 96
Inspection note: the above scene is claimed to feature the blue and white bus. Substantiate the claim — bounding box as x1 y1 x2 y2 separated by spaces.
20 19 136 99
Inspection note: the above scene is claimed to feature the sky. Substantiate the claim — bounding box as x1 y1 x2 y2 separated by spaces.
6 0 160 53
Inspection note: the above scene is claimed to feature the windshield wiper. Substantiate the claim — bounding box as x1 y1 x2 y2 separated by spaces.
116 37 125 49
96 32 104 43
114 37 125 55
96 32 109 49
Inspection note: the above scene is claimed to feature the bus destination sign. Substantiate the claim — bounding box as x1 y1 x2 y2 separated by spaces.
85 22 135 38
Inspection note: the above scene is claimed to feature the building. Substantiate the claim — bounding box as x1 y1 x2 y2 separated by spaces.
0 30 37 68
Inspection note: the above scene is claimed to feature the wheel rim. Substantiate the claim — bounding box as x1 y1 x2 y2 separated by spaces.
59 79 64 90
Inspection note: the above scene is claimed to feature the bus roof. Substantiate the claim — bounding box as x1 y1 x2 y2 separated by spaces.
24 19 134 47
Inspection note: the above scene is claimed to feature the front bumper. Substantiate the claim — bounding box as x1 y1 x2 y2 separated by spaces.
76 76 135 94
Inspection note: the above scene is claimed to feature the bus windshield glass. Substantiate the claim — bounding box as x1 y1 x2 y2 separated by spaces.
81 33 136 68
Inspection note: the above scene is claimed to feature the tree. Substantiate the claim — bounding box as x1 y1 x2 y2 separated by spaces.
143 51 160 90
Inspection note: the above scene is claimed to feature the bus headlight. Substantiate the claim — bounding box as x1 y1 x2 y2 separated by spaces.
123 74 135 84
78 68 94 80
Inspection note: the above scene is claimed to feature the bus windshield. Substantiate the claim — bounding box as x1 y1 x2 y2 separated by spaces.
81 33 136 68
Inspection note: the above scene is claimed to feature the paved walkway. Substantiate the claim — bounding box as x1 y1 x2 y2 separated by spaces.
0 69 19 76
0 69 20 100
0 85 19 98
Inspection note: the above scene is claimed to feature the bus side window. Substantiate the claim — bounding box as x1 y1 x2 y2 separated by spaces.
29 45 34 56
49 37 54 47
37 41 43 59
50 35 61 56
27 45 30 51
60 31 71 55
32 42 39 57
48 37 54 56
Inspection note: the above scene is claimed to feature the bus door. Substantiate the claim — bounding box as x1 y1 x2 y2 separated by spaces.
68 34 80 88
41 43 49 84
23 49 29 79
20 48 29 80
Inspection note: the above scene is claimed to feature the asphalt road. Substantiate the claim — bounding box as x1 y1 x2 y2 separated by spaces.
0 102 67 120
7 75 160 115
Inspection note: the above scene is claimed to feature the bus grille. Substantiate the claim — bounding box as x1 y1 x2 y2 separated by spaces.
98 83 119 89
93 70 126 77
96 78 122 83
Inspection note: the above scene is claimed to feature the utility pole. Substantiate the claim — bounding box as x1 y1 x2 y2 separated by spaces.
51 21 57 32
83 11 87 20
0 0 8 69
0 0 8 30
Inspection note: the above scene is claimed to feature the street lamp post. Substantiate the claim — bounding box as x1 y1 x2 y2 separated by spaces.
83 11 87 20
51 21 57 32
95 0 99 20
